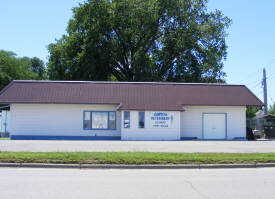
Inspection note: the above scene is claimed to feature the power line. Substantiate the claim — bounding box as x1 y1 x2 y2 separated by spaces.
268 72 275 78
245 80 262 86
249 81 262 90
264 58 275 69
235 69 262 83
235 58 275 83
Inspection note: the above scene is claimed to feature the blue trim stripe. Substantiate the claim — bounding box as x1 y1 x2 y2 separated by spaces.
10 135 121 140
234 137 246 139
180 137 197 140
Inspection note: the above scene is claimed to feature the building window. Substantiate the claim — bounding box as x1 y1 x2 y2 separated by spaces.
92 112 108 129
138 112 145 128
109 112 116 129
84 111 116 130
124 111 130 128
84 112 91 129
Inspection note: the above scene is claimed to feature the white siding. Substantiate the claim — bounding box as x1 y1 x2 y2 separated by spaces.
10 104 121 137
180 106 246 140
10 104 246 140
121 111 180 140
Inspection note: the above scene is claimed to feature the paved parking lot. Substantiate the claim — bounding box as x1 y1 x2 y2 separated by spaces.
1 140 275 153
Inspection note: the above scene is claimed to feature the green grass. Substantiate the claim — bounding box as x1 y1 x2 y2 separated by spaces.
0 137 10 140
1 152 275 164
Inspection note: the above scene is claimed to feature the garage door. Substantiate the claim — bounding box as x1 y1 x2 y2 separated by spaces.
203 113 226 139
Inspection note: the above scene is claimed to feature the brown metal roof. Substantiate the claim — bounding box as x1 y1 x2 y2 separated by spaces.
0 80 264 111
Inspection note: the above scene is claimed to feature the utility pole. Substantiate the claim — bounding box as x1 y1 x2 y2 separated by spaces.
263 68 268 115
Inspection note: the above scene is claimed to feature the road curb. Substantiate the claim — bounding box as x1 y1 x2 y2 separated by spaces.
199 164 256 169
1 163 275 169
0 163 20 167
255 163 275 168
20 163 80 169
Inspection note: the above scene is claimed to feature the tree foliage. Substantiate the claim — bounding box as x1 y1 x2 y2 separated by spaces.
47 0 232 82
0 50 46 90
269 102 275 116
29 57 46 80
246 107 262 118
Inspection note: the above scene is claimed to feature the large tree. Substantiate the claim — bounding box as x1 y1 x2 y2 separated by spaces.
0 50 46 90
29 57 46 80
47 0 231 82
269 102 275 116
246 107 262 118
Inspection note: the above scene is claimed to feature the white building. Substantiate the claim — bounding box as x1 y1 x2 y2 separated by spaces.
0 80 264 140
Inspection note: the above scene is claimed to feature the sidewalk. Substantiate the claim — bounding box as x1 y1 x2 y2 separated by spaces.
1 139 275 153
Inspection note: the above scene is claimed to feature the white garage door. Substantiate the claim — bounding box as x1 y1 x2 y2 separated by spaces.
203 113 226 139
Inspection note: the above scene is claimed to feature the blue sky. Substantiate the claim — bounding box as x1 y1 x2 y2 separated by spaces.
1 0 274 109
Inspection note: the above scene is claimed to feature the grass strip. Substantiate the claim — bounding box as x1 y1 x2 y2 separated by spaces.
1 152 275 165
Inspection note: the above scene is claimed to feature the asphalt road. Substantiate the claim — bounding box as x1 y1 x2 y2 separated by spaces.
1 168 274 199
1 140 275 153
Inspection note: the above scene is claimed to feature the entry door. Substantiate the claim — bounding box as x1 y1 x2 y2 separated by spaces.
203 114 226 139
